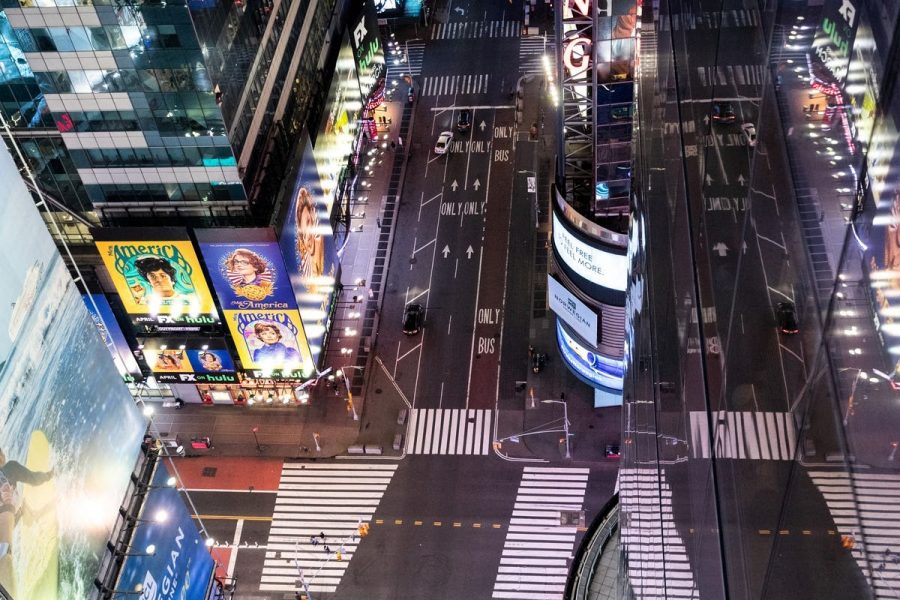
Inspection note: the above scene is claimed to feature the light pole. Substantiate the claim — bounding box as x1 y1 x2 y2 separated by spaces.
336 368 360 421
542 399 571 459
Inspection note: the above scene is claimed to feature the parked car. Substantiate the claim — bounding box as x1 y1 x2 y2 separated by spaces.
741 122 758 146
711 102 736 124
776 301 799 334
605 444 621 458
456 109 471 132
402 303 424 335
434 130 453 155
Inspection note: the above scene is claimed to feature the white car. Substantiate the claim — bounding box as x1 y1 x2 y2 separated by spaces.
741 123 758 147
434 131 453 155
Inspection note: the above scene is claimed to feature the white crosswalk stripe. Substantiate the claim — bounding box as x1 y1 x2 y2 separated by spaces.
689 410 798 460
432 20 520 40
620 469 700 598
519 34 554 75
407 408 493 455
386 40 425 79
260 463 398 593
696 64 766 88
810 470 900 598
421 74 490 96
491 466 590 599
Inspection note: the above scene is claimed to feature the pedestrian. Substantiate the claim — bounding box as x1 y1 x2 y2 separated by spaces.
390 141 396 150
323 545 331 553
319 531 326 540
310 536 318 546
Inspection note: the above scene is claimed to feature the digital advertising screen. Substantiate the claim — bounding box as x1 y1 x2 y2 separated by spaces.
115 463 215 600
350 0 385 98
83 293 143 382
557 321 624 392
0 146 146 599
552 212 628 297
224 310 314 376
282 134 340 365
94 230 217 329
139 338 237 383
548 274 599 344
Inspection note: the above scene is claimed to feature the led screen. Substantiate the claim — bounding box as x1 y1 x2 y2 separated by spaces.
557 321 624 391
552 212 628 293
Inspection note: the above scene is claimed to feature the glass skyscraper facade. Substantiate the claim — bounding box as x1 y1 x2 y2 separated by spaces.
622 0 900 598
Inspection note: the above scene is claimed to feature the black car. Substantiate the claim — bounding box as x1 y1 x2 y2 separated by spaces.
605 444 621 459
776 301 799 334
402 303 423 335
457 109 471 132
711 102 736 124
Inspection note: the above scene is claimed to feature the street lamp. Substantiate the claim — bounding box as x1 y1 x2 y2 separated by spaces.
541 399 571 459
336 368 359 421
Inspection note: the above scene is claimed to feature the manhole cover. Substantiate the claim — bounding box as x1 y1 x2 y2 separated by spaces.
201 467 218 478
375 388 383 394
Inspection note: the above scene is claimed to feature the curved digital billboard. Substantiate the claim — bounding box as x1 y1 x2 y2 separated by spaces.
556 321 624 390
552 211 628 303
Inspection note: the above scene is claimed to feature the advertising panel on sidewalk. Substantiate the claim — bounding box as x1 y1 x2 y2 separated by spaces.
281 134 339 366
0 146 146 599
93 229 218 332
115 462 215 599
83 293 143 382
138 338 238 383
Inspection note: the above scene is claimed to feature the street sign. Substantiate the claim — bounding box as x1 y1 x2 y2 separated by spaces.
527 177 536 193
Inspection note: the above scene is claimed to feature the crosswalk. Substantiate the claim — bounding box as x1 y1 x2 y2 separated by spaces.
520 34 554 75
619 469 700 598
421 74 490 96
386 40 425 79
407 408 493 455
810 470 900 598
432 20 520 40
697 64 766 88
689 410 798 460
260 462 398 594
658 8 760 31
492 466 590 599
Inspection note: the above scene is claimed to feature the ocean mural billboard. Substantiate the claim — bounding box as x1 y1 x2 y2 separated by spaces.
0 146 146 598
114 462 215 599
281 134 339 366
93 229 218 332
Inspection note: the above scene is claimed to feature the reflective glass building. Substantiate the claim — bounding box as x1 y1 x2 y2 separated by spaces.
622 0 900 598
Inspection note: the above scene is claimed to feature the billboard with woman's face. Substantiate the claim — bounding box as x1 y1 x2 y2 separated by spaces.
280 135 339 365
0 146 146 598
138 338 237 383
93 231 217 327
224 310 314 375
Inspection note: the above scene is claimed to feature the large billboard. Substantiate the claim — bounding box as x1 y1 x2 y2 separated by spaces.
548 274 599 344
83 293 143 383
224 310 314 375
282 135 340 365
552 212 628 294
350 0 385 98
0 146 146 599
94 230 218 332
557 321 624 391
115 463 215 599
138 338 238 384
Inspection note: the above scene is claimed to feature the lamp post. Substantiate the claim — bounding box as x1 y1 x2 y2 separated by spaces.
336 369 359 421
542 399 571 459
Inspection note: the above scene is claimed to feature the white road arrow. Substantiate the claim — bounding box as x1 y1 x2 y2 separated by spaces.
480 120 486 131
741 241 747 254
703 115 710 126
713 242 729 257
442 245 450 258
737 174 746 186
473 179 481 191
450 180 459 191
705 173 713 186
466 245 474 259
454 6 465 14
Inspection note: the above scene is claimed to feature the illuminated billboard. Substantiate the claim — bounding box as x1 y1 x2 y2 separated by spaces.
557 321 624 391
282 134 340 364
0 146 146 599
93 230 218 331
350 0 385 98
224 310 314 375
138 338 238 384
115 463 215 599
83 293 143 382
553 212 628 295
548 274 599 343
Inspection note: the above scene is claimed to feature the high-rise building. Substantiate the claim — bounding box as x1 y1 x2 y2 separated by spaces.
621 0 900 597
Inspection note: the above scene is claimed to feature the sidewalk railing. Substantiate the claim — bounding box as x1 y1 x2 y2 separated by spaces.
565 494 620 600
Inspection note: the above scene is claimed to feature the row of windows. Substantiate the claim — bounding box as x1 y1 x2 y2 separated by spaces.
87 181 246 203
36 66 211 95
57 105 224 133
71 144 236 169
16 25 151 53
3 0 130 8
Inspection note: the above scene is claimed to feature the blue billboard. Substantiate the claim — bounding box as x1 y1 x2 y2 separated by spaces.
557 321 624 392
83 293 143 382
0 146 146 598
115 463 215 598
